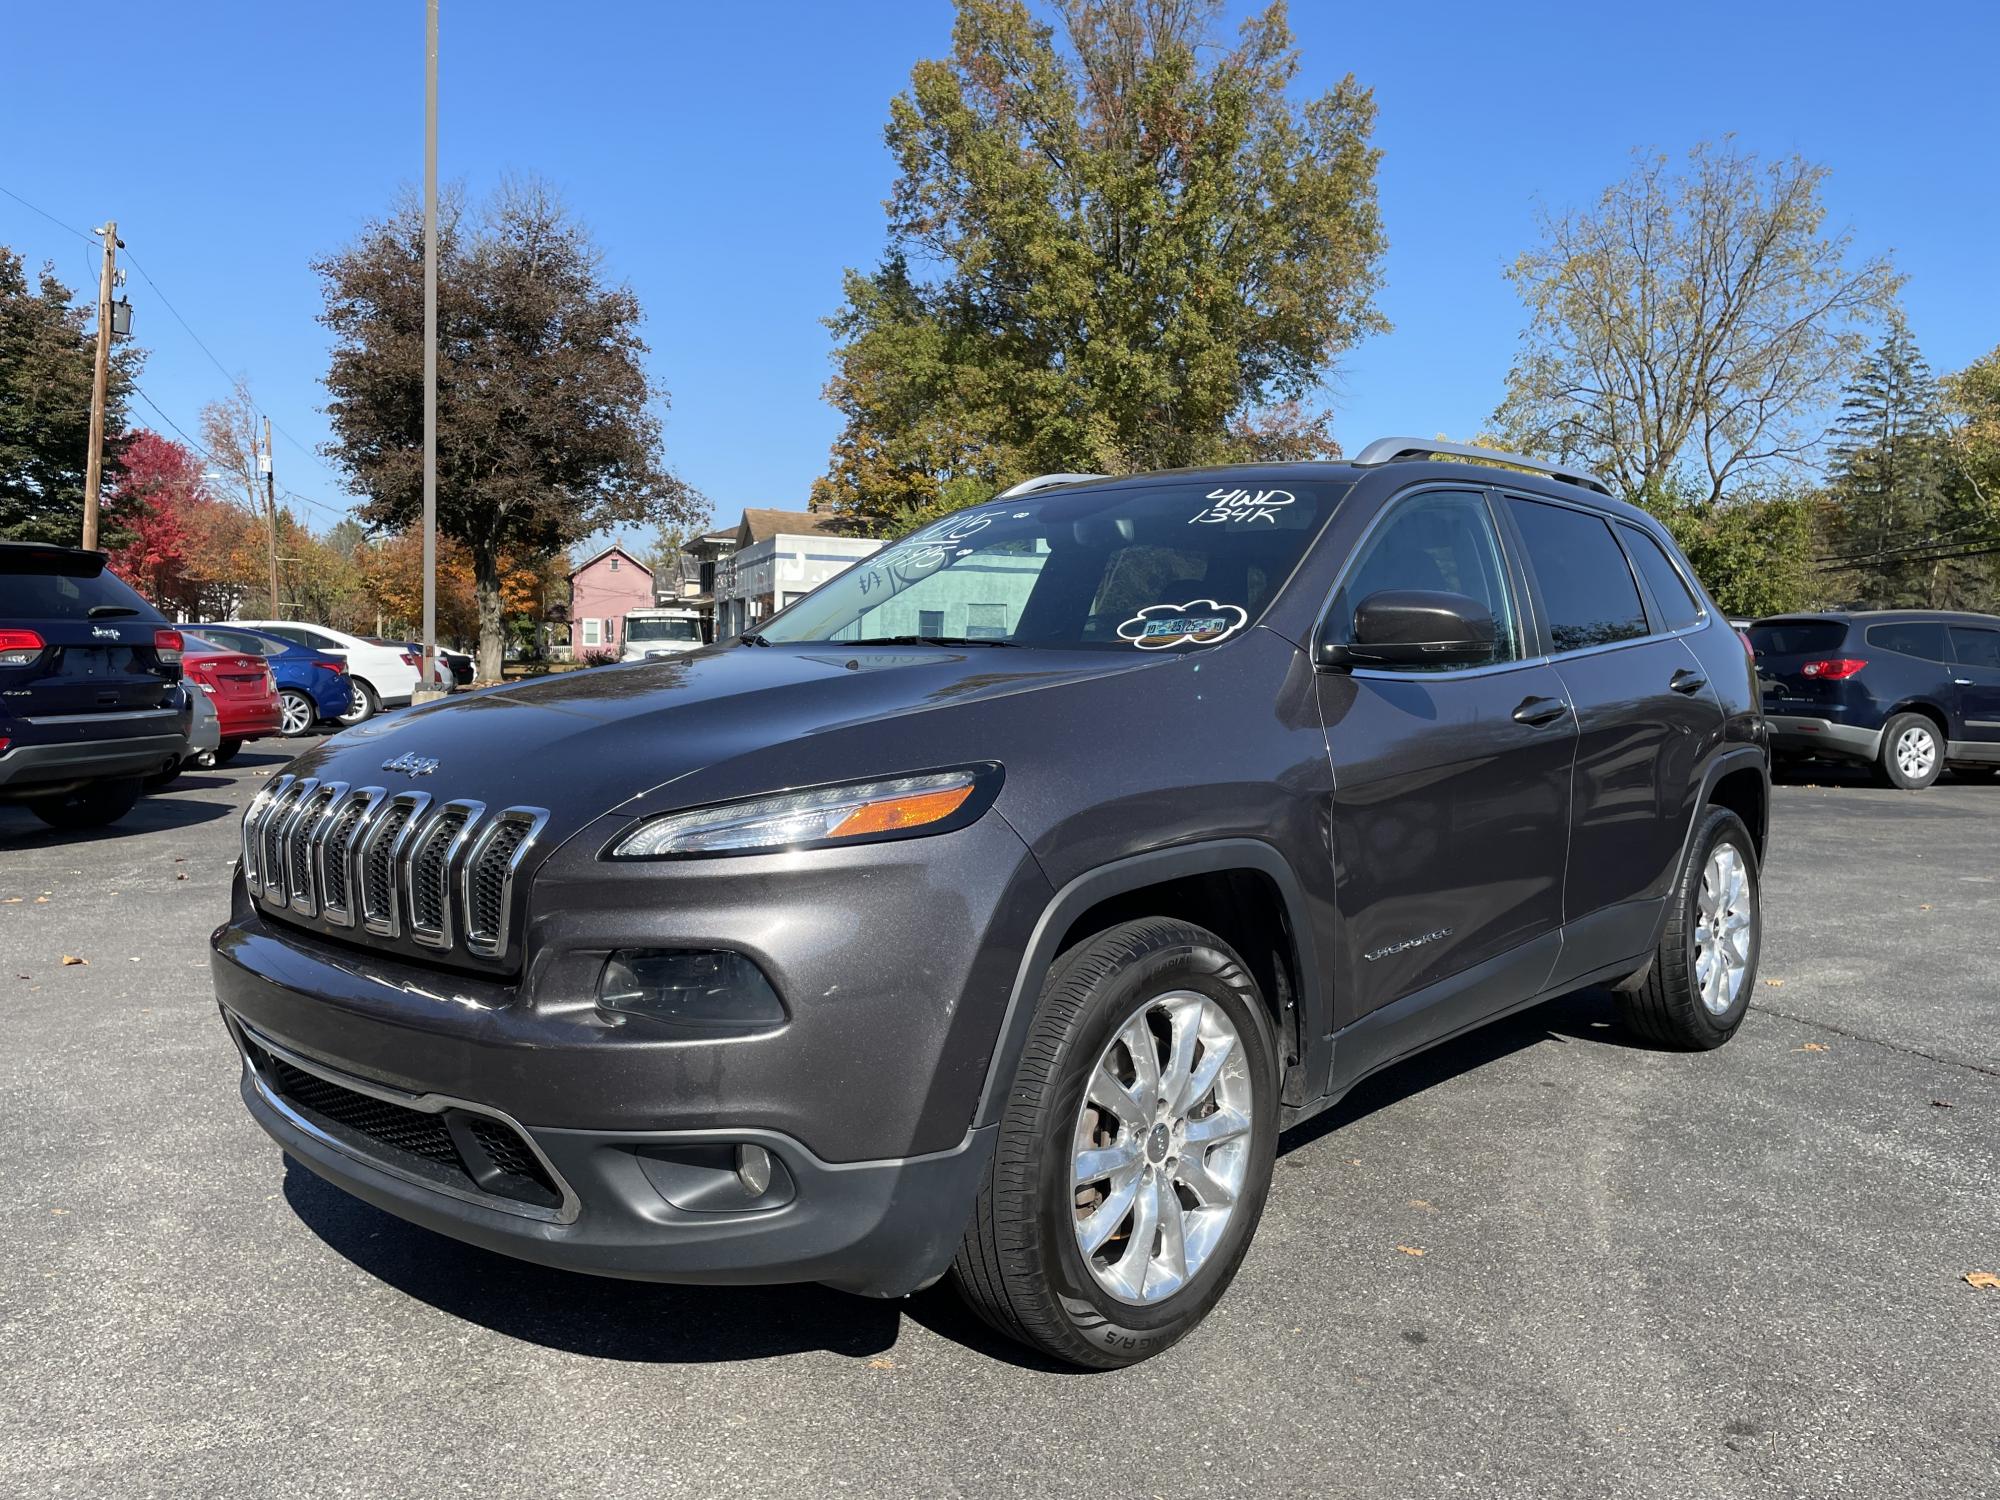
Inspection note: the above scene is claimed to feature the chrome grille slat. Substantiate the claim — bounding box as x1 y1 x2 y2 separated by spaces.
242 784 546 963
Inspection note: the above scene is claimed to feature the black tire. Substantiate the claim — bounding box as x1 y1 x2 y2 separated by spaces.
211 738 243 768
951 917 1280 1368
337 678 378 726
1878 712 1944 789
279 688 317 737
1618 807 1760 1050
27 776 143 831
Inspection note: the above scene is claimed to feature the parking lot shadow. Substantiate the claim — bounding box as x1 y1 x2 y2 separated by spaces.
0 793 236 848
280 1158 903 1364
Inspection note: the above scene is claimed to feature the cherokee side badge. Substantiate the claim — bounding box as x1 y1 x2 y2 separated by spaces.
381 751 441 777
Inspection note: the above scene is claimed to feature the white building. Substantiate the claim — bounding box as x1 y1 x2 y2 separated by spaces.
713 508 882 638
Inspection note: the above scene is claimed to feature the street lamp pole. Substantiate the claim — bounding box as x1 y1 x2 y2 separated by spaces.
417 0 445 702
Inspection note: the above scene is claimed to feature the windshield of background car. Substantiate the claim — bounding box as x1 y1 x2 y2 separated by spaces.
758 480 1346 651
628 617 701 642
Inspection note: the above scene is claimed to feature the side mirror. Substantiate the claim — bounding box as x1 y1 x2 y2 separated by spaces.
1318 589 1498 670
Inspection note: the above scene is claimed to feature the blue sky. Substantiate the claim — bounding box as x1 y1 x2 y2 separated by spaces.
3 0 1994 543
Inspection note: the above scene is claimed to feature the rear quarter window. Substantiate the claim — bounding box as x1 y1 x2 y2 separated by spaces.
1618 524 1703 632
1863 622 1949 662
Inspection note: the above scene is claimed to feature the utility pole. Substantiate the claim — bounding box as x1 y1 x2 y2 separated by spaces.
81 221 119 551
414 0 446 702
262 417 281 615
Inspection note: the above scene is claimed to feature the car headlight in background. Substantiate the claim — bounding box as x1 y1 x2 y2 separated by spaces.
607 764 1001 858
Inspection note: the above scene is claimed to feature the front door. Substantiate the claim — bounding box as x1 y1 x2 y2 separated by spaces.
1948 624 2000 752
1316 488 1574 1027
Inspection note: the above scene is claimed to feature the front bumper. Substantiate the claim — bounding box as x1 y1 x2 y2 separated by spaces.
226 1011 992 1296
1766 713 1883 763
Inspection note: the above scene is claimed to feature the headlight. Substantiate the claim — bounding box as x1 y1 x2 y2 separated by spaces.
608 765 1000 859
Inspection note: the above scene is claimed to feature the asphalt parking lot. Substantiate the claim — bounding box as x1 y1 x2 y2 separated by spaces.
2 749 1995 1499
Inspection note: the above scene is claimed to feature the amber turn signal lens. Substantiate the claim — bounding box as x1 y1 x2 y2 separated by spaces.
828 784 974 839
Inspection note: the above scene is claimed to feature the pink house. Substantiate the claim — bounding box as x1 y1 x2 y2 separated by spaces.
567 544 654 658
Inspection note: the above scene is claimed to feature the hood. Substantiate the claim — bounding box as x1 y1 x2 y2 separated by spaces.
280 642 1155 833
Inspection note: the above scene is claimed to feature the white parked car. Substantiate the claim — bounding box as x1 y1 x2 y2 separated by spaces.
620 608 705 662
234 621 423 725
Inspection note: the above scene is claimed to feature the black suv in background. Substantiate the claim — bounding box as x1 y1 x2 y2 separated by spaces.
211 439 1767 1367
1 542 189 829
1750 610 2000 788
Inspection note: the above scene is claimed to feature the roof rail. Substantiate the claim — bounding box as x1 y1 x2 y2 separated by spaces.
1351 437 1614 499
995 472 1110 500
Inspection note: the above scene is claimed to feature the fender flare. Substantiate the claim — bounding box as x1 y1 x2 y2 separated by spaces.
1642 744 1771 960
972 837 1325 1128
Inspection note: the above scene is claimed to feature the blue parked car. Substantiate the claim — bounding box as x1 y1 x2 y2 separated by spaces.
192 624 354 737
1751 609 2000 788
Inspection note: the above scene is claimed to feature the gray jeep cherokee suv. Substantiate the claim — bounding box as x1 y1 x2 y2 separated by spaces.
211 439 1768 1367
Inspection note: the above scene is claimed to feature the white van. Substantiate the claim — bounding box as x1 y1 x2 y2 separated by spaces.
620 608 705 662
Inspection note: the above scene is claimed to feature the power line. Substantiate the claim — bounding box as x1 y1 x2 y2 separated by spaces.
0 182 96 245
127 383 350 524
120 246 240 389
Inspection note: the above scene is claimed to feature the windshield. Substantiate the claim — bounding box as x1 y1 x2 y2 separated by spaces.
628 617 701 643
757 479 1344 651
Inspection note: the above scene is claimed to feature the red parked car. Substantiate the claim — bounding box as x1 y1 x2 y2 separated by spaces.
180 632 282 766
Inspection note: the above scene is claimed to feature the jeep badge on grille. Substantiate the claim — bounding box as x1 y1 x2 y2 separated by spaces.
382 752 440 777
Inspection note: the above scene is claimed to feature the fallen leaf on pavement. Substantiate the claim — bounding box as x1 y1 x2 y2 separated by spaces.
1965 1272 2000 1291
1 897 21 904
33 896 49 905
60 955 87 966
1762 978 1784 987
1395 1245 1426 1257
866 1357 896 1370
1409 1199 1436 1212
1932 1099 1954 1109
1795 1042 1827 1052
175 873 188 881
1919 904 1932 911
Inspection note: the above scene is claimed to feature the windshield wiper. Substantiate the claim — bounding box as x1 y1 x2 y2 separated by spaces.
843 635 1022 648
87 604 141 618
738 631 773 647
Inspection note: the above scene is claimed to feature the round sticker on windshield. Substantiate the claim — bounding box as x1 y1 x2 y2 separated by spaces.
1117 599 1248 651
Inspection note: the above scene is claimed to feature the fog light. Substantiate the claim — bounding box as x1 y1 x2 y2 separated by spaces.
597 949 786 1032
736 1144 773 1197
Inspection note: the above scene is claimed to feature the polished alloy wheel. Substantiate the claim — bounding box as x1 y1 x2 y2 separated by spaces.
279 691 314 736
1895 724 1937 781
1691 844 1754 1017
1071 990 1252 1305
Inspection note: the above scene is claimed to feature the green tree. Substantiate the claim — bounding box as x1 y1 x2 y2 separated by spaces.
0 247 142 543
315 180 703 678
814 0 1387 531
1494 143 1901 504
1819 322 1966 607
1637 476 1824 619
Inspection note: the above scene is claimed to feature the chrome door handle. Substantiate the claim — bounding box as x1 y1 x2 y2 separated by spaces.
1670 669 1707 694
1513 696 1569 726
1954 678 1972 685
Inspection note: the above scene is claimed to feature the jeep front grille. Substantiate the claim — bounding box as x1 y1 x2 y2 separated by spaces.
241 774 546 961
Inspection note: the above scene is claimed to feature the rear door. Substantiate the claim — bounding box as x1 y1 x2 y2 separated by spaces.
1502 496 1719 961
1947 625 2000 749
1317 486 1574 1022
0 550 179 748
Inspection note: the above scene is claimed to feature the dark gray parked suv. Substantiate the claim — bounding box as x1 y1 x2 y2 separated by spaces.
211 439 1769 1366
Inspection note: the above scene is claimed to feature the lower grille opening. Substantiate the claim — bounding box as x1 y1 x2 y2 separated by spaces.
243 1034 562 1214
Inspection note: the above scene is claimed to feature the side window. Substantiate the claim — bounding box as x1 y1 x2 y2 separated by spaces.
1949 626 2000 670
1618 524 1703 632
258 625 304 646
1866 622 1950 662
1327 490 1521 670
1508 499 1648 653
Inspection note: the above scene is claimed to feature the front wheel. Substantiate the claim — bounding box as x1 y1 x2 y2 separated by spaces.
1618 807 1760 1049
951 917 1279 1368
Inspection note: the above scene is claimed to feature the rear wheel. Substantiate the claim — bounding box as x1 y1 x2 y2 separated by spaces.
211 738 243 768
336 678 378 726
1618 807 1759 1049
951 917 1279 1368
143 758 185 791
27 776 143 831
1878 712 1943 789
278 688 316 737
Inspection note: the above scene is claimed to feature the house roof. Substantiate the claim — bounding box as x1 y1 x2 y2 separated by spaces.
737 508 843 545
568 543 651 579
